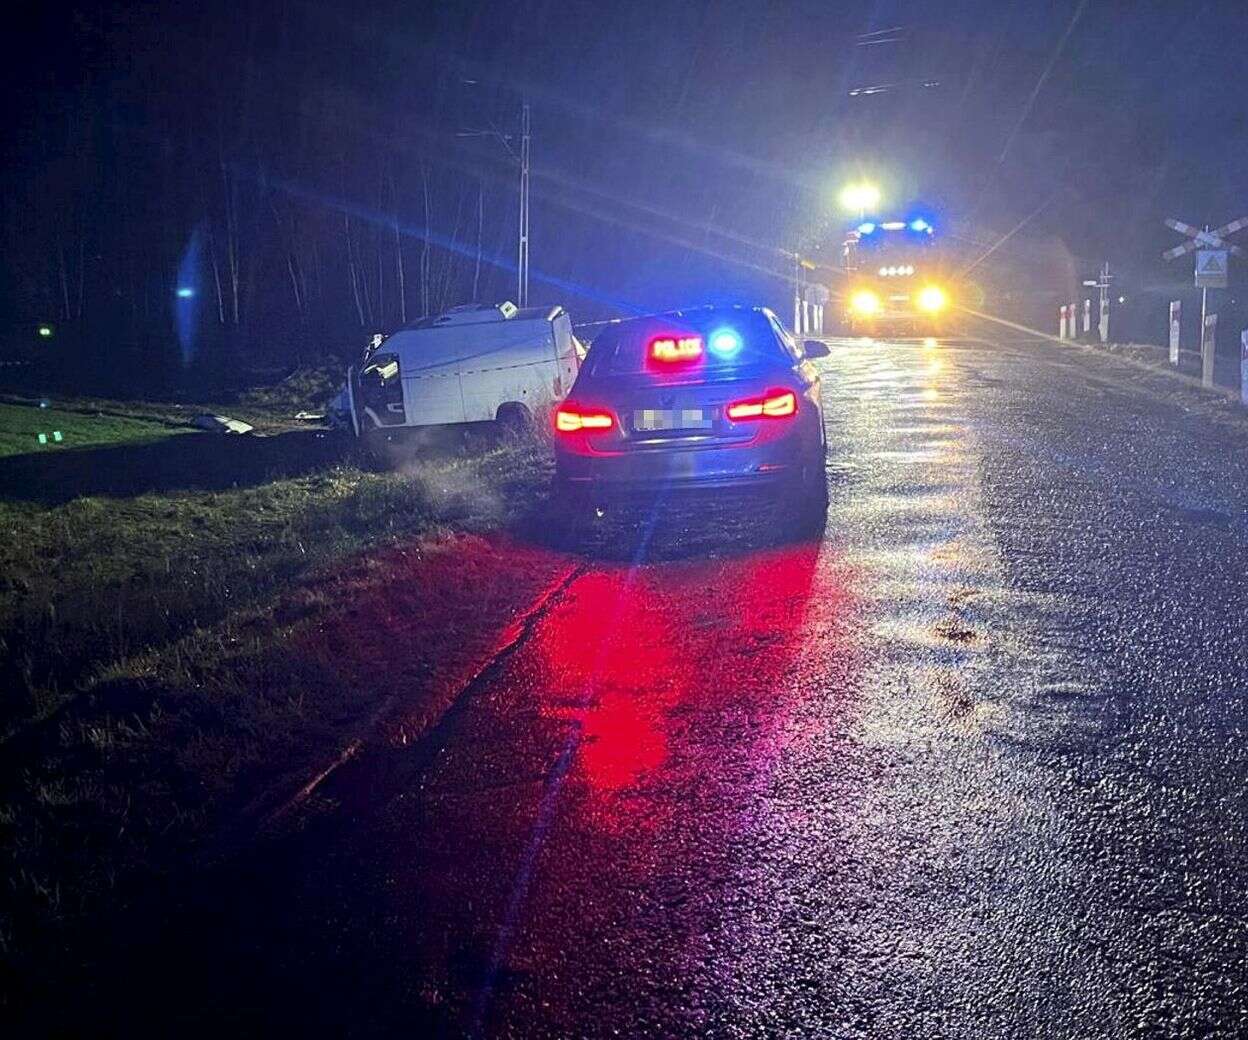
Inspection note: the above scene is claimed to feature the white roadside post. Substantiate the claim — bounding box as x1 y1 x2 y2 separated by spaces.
1202 312 1218 387
1059 305 1068 339
793 255 816 335
1169 300 1181 365
1097 263 1112 343
1081 277 1099 342
1241 330 1248 406
805 283 829 337
792 252 802 334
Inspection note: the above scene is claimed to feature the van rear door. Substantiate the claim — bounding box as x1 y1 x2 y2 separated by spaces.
460 320 554 422
552 312 579 400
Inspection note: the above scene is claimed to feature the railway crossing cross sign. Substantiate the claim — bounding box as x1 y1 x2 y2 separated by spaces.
1164 215 1248 386
1163 217 1247 261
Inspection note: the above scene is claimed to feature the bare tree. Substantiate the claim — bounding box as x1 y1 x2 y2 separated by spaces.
345 213 365 326
57 238 72 321
311 236 323 310
220 158 241 324
76 235 85 320
375 169 385 324
473 179 484 303
435 184 467 314
420 164 432 317
206 223 226 324
269 195 305 319
389 165 407 324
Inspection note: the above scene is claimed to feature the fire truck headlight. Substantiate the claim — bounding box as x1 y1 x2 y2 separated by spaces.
850 289 881 316
917 285 948 313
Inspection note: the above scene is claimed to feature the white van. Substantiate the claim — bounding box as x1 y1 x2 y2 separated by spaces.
343 302 580 438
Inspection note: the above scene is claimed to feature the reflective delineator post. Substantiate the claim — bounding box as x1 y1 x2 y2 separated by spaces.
1169 301 1181 365
1097 261 1112 343
793 251 801 335
1083 299 1091 335
1241 330 1247 406
1202 311 1217 387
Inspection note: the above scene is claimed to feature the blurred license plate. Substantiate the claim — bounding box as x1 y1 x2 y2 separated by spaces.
633 408 711 431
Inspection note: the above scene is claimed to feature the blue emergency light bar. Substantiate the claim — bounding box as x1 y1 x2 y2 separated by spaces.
857 217 936 237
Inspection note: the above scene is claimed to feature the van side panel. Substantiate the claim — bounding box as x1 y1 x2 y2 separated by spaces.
378 314 572 428
459 320 560 423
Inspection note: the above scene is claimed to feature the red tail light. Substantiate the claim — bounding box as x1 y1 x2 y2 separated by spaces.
555 405 615 433
725 389 797 421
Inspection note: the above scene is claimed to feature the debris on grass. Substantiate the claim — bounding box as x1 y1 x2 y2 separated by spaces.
192 415 255 435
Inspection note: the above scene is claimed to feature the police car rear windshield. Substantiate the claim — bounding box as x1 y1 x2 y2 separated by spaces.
584 310 796 377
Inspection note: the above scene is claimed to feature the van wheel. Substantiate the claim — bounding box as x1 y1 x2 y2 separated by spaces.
496 403 533 440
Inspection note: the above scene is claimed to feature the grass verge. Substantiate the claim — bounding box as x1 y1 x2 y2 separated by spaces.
0 399 554 1002
0 400 188 459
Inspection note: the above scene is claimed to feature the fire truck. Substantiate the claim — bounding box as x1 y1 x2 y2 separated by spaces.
840 216 956 336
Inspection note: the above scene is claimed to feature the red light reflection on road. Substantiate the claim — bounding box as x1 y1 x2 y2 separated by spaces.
304 529 859 1038
576 694 667 793
486 538 859 1036
535 568 678 807
531 542 839 832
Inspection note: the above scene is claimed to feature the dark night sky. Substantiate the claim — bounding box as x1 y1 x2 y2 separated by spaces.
3 0 1246 343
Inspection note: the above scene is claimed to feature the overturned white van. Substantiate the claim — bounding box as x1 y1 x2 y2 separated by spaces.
341 302 581 438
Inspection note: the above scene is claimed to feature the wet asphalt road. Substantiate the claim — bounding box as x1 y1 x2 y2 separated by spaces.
138 337 1248 1037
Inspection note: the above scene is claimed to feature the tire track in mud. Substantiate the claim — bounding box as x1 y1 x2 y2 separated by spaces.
214 536 584 852
275 559 586 825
